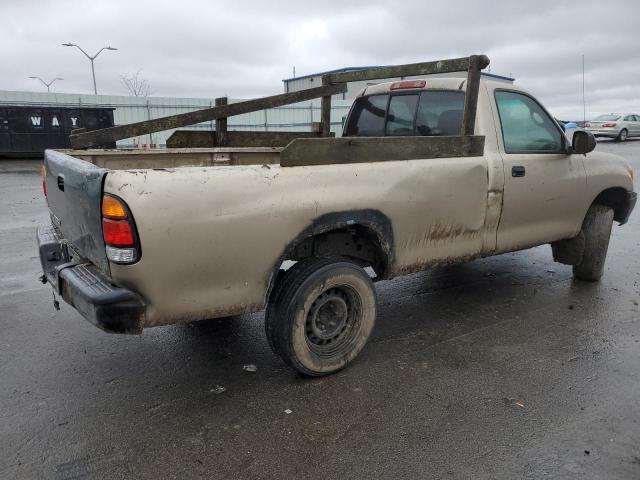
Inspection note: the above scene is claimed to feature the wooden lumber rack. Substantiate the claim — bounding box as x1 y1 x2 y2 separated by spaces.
69 54 490 156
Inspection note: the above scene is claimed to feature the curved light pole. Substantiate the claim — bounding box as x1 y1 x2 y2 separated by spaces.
62 43 118 95
28 76 63 93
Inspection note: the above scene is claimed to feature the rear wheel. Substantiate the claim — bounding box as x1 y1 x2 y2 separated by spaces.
265 257 376 376
616 129 628 142
573 204 614 281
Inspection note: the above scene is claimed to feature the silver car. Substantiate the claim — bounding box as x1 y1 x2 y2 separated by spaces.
586 113 640 141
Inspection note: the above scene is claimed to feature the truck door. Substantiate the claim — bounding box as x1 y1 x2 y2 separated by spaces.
492 89 588 252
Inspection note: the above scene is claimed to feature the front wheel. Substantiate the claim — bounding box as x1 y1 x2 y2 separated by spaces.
265 257 376 376
573 204 614 281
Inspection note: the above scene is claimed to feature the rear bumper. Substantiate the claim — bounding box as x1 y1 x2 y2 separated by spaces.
618 191 637 225
37 223 145 334
585 129 619 138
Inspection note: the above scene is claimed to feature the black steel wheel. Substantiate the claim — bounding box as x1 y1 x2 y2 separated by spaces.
265 257 376 376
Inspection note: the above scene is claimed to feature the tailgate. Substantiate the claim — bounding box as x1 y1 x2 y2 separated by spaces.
44 149 110 274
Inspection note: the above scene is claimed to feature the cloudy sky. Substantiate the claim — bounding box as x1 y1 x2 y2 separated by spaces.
1 0 639 119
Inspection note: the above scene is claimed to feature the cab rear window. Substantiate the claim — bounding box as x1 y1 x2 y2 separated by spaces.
344 90 464 137
344 94 388 136
386 95 419 136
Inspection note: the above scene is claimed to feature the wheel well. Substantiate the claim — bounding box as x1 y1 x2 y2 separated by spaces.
287 224 390 278
593 187 628 223
265 210 395 304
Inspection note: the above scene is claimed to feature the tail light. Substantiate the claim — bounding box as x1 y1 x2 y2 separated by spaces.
602 123 617 128
390 80 426 90
41 165 47 197
101 194 140 264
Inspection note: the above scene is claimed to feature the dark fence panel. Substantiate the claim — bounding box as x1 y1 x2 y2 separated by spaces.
0 106 114 156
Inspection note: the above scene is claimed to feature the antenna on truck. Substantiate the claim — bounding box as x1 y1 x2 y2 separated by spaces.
582 54 586 124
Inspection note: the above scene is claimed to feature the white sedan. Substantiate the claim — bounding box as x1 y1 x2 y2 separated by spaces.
585 113 640 142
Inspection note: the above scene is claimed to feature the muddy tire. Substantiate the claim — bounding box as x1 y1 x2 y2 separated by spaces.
573 204 614 281
265 257 376 376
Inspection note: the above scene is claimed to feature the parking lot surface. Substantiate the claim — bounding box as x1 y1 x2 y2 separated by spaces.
1 140 639 479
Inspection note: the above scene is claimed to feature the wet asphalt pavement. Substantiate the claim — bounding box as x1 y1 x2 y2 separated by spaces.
1 141 640 480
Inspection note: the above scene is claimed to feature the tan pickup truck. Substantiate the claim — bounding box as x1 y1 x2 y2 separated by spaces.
37 56 636 376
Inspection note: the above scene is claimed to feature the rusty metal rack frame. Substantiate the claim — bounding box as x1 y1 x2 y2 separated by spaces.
69 54 490 152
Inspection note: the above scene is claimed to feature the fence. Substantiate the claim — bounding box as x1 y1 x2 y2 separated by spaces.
0 90 353 147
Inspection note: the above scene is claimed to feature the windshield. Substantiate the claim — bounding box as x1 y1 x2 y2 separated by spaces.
592 114 621 121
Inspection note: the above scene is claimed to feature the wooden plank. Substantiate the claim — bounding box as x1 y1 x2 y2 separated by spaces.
215 97 228 146
461 55 483 135
320 77 332 137
70 83 347 148
166 130 333 148
280 135 485 167
323 55 489 84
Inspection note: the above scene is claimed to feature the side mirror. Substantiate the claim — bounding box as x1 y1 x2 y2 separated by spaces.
572 130 596 155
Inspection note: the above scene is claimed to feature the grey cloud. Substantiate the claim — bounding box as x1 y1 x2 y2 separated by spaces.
1 0 638 119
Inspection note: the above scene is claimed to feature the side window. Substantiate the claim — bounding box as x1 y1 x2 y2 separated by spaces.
416 91 464 136
385 94 418 136
635 115 640 122
495 91 563 153
344 94 388 136
624 115 634 121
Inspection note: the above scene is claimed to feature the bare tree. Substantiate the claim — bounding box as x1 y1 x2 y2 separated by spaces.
120 70 152 97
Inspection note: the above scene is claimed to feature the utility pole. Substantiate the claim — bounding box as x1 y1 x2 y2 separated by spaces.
28 76 63 93
62 43 118 95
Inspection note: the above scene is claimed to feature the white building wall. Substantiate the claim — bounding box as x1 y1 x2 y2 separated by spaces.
0 90 353 145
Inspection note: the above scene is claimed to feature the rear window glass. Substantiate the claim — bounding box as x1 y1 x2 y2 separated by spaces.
416 91 464 136
386 94 418 136
345 94 388 136
346 90 465 137
593 114 621 121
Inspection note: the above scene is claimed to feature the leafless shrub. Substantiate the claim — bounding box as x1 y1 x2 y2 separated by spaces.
121 70 152 97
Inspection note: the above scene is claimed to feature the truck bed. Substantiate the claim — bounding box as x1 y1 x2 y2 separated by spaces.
58 147 282 170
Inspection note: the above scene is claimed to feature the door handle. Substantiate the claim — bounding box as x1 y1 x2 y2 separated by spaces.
512 166 526 177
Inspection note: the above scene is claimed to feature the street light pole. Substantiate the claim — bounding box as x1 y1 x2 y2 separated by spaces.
28 76 64 93
90 58 97 96
62 43 118 95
